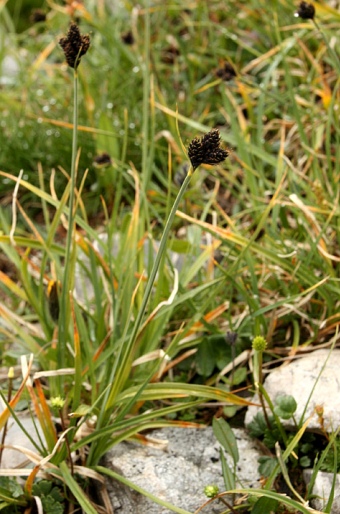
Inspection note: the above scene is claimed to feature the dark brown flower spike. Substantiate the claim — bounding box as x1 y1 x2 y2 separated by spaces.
93 152 112 168
216 62 237 82
187 129 229 171
59 22 90 69
121 30 135 45
31 9 47 24
296 1 315 20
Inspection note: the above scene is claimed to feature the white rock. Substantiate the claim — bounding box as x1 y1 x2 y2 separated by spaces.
245 349 340 431
102 427 262 514
1 55 19 85
303 469 340 513
0 416 45 469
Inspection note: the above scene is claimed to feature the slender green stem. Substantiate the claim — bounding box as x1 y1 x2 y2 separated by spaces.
103 168 194 412
254 350 271 429
133 171 193 342
58 69 79 375
259 384 288 446
141 0 151 192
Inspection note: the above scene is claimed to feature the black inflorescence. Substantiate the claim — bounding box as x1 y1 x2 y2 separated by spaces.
59 22 90 69
296 1 315 20
187 129 229 171
93 152 112 168
216 62 237 82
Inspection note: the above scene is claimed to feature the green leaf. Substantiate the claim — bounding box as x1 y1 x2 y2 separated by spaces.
59 462 98 514
0 478 23 500
70 404 93 418
273 395 297 420
258 456 278 478
168 240 192 253
247 412 270 438
219 448 235 490
263 427 280 449
32 480 64 514
32 480 52 496
41 496 64 514
227 487 327 514
223 405 237 418
251 496 278 514
299 455 311 467
212 417 239 464
0 504 19 512
117 382 254 407
196 338 216 377
230 367 247 385
97 112 119 159
0 487 26 506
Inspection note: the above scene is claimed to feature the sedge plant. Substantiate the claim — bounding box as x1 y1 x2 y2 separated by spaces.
0 18 253 514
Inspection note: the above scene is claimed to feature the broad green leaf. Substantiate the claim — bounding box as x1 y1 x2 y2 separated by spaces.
212 417 239 464
196 338 216 377
274 395 297 420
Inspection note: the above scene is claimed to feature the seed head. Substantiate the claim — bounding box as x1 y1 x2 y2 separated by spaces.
51 396 66 410
226 331 238 346
59 22 90 69
204 485 219 498
31 9 46 24
296 2 315 20
187 129 229 171
216 62 236 81
93 152 112 168
121 30 135 45
252 336 267 353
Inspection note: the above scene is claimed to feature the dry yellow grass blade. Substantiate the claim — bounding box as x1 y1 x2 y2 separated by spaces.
290 193 340 263
31 40 56 71
0 270 27 301
0 355 33 431
21 357 58 451
242 42 284 74
127 165 140 241
185 301 230 337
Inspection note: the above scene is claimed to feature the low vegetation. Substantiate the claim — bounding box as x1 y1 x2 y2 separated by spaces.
0 1 339 512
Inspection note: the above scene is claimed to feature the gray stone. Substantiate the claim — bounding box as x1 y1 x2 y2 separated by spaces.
1 54 19 85
303 469 340 514
245 349 340 431
0 416 45 469
102 427 261 513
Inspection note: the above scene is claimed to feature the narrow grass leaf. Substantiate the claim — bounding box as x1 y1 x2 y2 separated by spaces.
219 448 235 491
59 462 98 514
